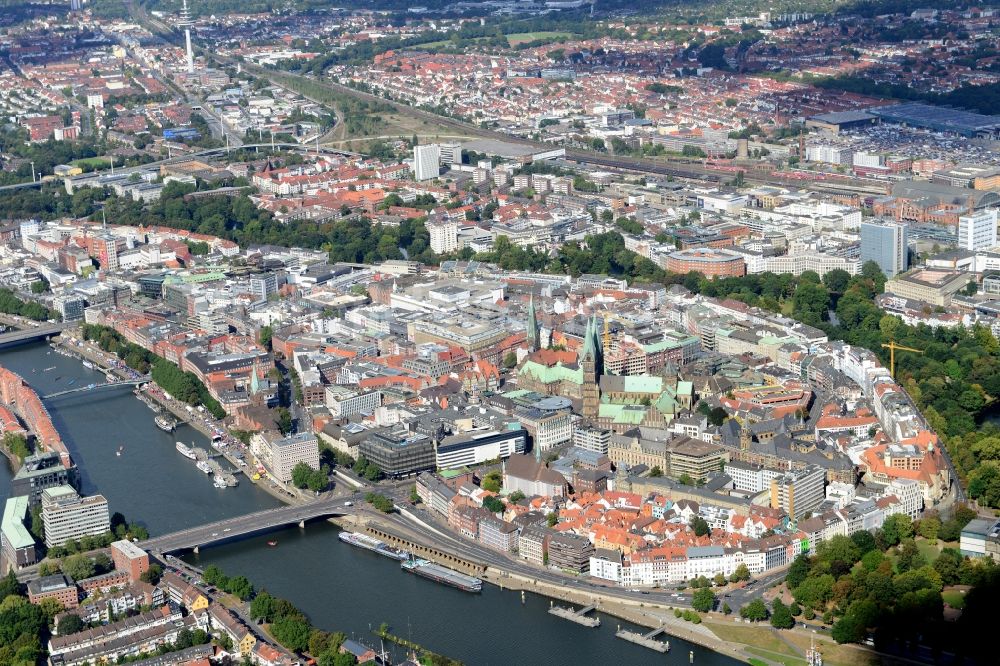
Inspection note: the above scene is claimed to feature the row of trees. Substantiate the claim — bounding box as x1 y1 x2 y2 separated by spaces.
351 454 383 482
815 73 1000 116
84 181 438 267
291 461 330 492
81 324 226 418
0 288 56 321
250 587 359 665
44 512 149 559
202 565 255 601
365 492 394 513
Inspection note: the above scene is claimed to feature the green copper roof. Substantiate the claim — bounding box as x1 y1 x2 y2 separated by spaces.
519 360 583 385
654 391 679 415
621 375 664 394
598 403 647 424
1 496 35 550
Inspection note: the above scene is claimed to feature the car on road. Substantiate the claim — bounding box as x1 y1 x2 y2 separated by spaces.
211 532 218 537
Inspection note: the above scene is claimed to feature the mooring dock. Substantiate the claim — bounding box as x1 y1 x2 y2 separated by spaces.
615 626 670 652
547 603 601 627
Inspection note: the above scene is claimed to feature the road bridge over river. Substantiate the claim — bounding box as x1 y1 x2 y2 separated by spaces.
0 323 67 349
139 497 354 553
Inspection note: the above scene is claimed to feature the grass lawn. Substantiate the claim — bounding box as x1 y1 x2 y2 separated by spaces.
706 622 798 657
915 538 941 562
506 31 574 46
942 589 966 609
745 647 807 666
71 156 111 169
414 36 491 50
783 632 881 666
915 537 957 562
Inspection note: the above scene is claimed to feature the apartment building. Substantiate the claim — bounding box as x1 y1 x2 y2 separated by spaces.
548 532 595 573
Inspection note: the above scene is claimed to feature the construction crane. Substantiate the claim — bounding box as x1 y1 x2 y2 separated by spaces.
881 340 923 378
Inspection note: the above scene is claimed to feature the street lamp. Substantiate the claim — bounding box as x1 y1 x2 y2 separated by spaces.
30 161 35 183
94 202 107 227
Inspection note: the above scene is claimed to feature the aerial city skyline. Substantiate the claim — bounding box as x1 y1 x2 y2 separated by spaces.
0 1 999 666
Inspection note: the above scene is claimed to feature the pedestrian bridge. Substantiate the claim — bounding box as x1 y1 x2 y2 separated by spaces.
44 377 150 399
139 497 354 553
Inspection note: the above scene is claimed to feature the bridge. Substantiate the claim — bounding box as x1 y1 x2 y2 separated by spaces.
138 496 354 553
44 377 150 399
0 323 67 349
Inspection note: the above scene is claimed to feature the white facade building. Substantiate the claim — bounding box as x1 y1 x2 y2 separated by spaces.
251 432 321 484
413 144 441 181
41 486 111 549
957 210 998 251
429 219 459 254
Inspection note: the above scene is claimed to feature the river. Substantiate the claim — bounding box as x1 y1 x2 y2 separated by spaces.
1 340 739 666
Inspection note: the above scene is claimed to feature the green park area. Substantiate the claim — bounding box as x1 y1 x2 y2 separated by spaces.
506 31 574 46
70 156 112 169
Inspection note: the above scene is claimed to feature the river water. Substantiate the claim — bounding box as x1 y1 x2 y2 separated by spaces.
1 341 738 666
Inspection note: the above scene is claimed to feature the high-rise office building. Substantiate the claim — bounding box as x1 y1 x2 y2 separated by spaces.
770 465 825 519
860 221 908 277
439 142 462 167
250 432 320 484
957 210 998 251
413 144 441 181
249 272 278 300
41 486 110 548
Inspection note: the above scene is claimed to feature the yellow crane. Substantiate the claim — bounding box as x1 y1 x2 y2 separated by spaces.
881 340 923 378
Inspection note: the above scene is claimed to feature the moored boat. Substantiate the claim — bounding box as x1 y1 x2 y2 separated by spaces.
401 558 482 592
176 442 197 460
338 531 410 561
155 415 176 432
196 460 212 474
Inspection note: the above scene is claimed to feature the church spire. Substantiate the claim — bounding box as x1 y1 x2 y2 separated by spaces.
580 316 594 363
526 295 539 351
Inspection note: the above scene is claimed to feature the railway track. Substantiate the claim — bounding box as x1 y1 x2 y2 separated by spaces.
128 2 887 196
